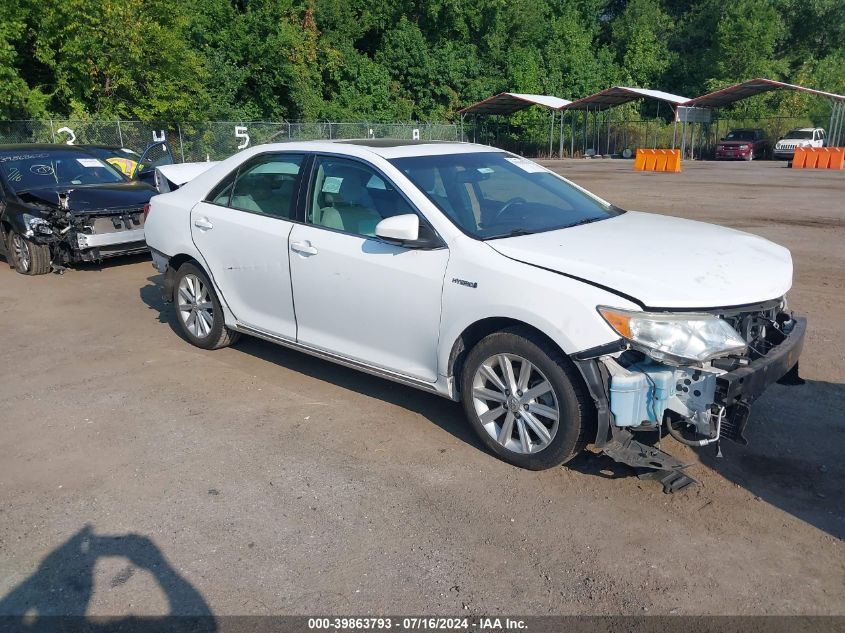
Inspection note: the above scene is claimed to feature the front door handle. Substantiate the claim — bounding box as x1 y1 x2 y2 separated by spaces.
194 217 214 230
291 241 318 256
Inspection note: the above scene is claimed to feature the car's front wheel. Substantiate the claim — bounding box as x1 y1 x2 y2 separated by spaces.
460 327 594 470
8 230 51 275
173 262 240 350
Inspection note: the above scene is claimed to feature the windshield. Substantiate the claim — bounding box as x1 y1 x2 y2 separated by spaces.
84 146 141 161
0 149 126 192
391 152 620 239
725 130 755 141
83 147 142 177
784 130 814 139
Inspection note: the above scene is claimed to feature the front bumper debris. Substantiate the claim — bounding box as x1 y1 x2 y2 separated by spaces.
77 228 146 249
716 316 806 406
572 312 807 493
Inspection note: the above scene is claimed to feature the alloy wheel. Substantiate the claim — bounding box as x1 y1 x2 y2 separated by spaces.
177 274 214 338
11 234 31 272
471 353 560 454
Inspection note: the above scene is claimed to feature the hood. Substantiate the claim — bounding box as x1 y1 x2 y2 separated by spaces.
487 211 792 309
17 181 156 214
719 140 753 146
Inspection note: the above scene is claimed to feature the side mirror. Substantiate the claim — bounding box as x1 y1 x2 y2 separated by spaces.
375 213 420 242
374 214 441 249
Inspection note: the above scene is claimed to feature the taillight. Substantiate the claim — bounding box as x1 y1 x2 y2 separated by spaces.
143 203 151 219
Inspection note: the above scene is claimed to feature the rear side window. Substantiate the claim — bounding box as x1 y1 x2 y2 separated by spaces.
206 154 304 219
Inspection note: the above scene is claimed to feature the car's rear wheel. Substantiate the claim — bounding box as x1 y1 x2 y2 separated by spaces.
173 263 240 350
9 230 51 275
460 327 593 470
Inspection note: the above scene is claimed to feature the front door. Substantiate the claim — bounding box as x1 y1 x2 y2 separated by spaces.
288 155 449 382
190 152 305 339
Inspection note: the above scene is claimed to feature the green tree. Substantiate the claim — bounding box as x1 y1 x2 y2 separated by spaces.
611 0 674 87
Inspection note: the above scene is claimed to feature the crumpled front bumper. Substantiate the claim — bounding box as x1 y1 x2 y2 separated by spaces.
713 316 806 443
77 228 146 249
716 316 806 407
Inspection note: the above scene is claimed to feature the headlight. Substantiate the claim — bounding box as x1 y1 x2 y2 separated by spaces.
598 306 747 364
23 214 53 236
739 144 749 150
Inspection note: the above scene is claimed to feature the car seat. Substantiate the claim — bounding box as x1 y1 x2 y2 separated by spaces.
317 166 382 235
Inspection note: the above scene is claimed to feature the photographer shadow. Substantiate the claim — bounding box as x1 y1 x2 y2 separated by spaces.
0 525 216 632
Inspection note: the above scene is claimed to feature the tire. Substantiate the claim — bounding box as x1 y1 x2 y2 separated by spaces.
8 230 51 275
172 262 240 350
746 149 754 161
460 326 594 470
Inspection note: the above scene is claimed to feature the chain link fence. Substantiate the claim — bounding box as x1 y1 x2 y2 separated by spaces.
464 113 824 159
0 120 461 162
0 116 826 161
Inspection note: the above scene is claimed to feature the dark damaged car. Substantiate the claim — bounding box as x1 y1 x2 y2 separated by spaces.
0 145 156 275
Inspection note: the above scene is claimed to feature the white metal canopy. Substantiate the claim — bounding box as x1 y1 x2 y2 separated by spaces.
458 93 573 116
562 86 690 111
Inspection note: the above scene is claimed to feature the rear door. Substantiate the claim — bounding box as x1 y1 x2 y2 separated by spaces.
190 152 305 339
287 155 449 382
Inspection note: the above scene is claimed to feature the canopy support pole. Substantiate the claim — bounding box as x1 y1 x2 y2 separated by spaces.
593 109 599 154
570 110 575 157
671 109 678 149
583 107 588 155
559 108 564 157
460 114 465 142
830 100 842 146
549 110 555 158
606 108 612 155
654 101 660 148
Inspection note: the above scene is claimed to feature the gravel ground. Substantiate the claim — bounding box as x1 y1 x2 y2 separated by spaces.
0 159 842 618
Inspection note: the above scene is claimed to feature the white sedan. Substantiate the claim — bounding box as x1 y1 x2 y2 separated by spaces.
144 140 805 489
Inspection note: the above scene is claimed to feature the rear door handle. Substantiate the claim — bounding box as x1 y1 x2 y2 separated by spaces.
194 217 214 230
290 241 318 256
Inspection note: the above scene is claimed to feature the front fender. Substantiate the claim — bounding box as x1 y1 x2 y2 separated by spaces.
436 244 640 377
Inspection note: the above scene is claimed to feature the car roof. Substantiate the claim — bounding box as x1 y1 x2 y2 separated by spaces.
78 144 123 150
0 143 98 153
247 139 501 159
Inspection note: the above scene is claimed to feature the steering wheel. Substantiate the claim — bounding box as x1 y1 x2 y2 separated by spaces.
492 197 527 223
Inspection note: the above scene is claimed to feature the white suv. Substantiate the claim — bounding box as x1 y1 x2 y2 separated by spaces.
144 141 805 490
773 127 826 159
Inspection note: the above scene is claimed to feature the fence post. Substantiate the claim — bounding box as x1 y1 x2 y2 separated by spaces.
177 124 185 162
49 119 56 143
117 120 124 147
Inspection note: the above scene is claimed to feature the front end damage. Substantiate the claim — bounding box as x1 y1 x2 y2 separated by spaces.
15 191 147 270
573 300 806 492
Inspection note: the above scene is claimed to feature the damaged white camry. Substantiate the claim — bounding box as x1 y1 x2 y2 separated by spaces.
144 141 806 491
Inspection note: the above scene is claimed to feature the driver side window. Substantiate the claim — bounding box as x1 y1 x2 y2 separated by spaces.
307 157 415 237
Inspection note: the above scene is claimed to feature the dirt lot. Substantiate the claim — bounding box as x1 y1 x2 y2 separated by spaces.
0 160 842 618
